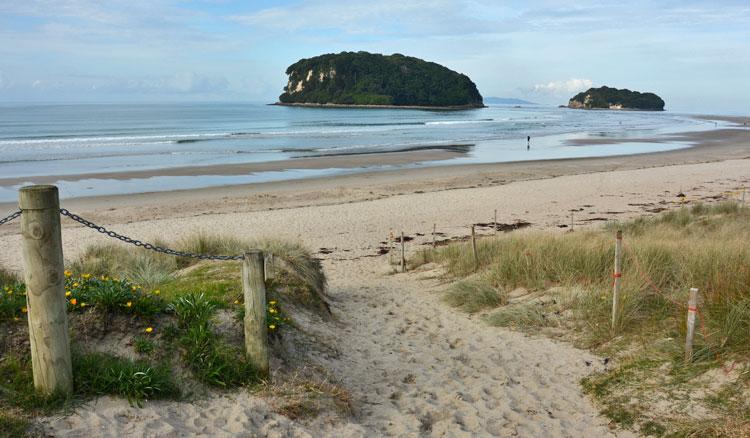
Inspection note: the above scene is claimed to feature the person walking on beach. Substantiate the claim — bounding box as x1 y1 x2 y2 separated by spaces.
527 135 531 150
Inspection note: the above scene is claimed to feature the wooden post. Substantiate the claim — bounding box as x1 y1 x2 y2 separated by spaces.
432 223 437 248
611 230 623 331
242 251 269 377
494 210 498 236
471 225 479 271
400 231 406 273
685 287 699 363
388 231 394 264
19 185 73 395
264 253 274 281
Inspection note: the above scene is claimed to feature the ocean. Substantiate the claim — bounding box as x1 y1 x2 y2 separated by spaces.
0 102 719 201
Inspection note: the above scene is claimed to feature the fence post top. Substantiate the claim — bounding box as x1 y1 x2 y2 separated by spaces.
243 250 264 259
616 230 622 239
19 185 59 209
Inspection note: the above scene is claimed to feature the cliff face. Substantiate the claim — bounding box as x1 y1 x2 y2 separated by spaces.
568 86 665 111
278 51 484 108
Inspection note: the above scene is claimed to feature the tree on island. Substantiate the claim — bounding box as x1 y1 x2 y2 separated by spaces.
568 86 665 111
278 51 484 108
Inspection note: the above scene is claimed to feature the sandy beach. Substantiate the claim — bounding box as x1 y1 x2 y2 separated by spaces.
0 124 748 436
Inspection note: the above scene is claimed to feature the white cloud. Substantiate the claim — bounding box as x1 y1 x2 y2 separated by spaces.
529 78 593 96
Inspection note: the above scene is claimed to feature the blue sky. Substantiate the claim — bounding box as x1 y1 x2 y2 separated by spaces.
0 0 748 113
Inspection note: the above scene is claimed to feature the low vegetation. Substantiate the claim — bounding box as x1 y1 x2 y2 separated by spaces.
417 202 750 436
0 233 331 436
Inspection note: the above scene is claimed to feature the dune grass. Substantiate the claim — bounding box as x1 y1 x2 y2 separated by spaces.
418 202 750 435
0 233 328 433
69 233 328 309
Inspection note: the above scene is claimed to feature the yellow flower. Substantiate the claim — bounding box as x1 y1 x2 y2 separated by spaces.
65 291 71 297
153 290 160 295
72 282 79 288
145 327 153 333
21 306 27 313
269 308 277 314
70 298 77 306
82 273 91 279
268 324 276 330
64 270 72 277
233 300 239 305
269 300 277 305
80 302 87 308
131 286 137 291
126 301 132 308
6 290 11 295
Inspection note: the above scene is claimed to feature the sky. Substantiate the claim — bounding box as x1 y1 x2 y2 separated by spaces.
0 0 748 113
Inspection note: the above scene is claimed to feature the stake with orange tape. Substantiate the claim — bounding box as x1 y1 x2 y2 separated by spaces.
611 230 623 331
685 287 699 363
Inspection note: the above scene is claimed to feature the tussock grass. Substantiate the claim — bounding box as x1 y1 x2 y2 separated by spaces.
443 276 506 313
427 202 750 357
421 202 750 435
70 233 328 308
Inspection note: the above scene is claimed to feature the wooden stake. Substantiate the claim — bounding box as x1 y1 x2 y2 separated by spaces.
19 185 73 395
263 253 274 281
611 230 623 331
242 250 269 377
471 225 479 271
685 287 699 363
389 231 394 264
494 209 498 236
400 231 406 273
432 223 436 248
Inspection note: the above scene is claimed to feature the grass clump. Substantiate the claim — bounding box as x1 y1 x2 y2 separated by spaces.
170 292 259 386
443 276 505 313
423 202 750 435
73 351 179 406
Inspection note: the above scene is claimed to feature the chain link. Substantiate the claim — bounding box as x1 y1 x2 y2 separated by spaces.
59 209 244 261
0 210 21 227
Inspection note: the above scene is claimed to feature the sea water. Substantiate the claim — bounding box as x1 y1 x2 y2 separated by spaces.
0 102 720 201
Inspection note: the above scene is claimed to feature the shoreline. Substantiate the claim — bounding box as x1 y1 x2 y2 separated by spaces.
272 102 486 110
0 146 471 186
2 127 748 222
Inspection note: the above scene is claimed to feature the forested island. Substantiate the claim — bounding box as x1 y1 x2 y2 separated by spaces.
277 51 484 108
568 86 665 111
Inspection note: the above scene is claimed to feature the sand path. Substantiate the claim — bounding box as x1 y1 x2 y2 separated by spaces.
305 258 618 436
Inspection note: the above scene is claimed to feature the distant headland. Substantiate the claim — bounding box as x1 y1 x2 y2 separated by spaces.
276 51 484 109
567 86 665 111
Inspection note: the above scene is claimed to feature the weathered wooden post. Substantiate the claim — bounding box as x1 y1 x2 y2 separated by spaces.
685 288 699 363
400 231 406 273
471 225 479 271
264 253 274 282
242 250 269 376
19 185 73 395
611 230 623 331
494 209 498 236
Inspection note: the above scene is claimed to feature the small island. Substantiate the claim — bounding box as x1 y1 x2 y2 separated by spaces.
277 51 484 109
567 86 665 111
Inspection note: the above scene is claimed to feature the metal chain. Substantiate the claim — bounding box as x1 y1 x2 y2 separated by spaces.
59 209 244 261
0 210 21 227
